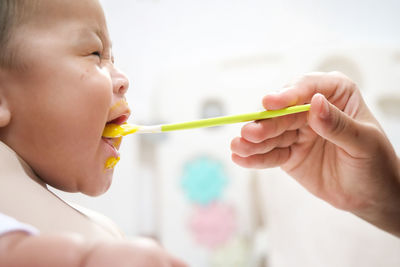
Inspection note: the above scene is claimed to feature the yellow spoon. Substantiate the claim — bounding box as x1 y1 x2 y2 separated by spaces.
102 104 311 138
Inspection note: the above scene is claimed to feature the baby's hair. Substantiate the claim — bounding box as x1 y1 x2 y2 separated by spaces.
0 0 35 69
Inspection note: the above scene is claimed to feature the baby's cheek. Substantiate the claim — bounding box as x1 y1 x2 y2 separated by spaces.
92 76 113 111
80 64 113 101
80 74 112 119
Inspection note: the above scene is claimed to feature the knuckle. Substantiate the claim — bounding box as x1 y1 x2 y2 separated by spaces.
347 79 358 91
274 148 289 166
280 130 297 146
250 130 266 143
330 111 347 136
299 72 322 82
328 70 346 78
293 72 322 89
241 142 257 157
260 139 273 154
133 237 161 250
243 124 267 143
328 71 358 89
362 123 383 150
328 72 361 99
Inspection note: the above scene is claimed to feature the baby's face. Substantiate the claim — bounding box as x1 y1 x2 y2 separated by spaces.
0 0 130 195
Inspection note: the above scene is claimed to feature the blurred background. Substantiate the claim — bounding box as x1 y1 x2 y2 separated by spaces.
56 0 400 266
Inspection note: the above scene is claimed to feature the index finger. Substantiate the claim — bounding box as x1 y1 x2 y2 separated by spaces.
241 112 307 143
262 72 357 110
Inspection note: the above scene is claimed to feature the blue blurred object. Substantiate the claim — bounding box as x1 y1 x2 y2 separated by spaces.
181 156 228 205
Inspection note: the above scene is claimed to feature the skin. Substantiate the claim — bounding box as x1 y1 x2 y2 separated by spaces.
0 0 188 266
231 71 400 237
0 231 187 267
0 0 130 196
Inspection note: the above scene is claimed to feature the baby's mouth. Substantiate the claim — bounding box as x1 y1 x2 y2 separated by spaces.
106 114 130 126
102 124 125 151
102 115 127 153
102 105 130 169
102 136 122 150
102 133 122 170
102 134 122 170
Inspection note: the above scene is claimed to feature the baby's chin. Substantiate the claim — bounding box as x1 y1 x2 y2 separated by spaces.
39 167 115 197
77 170 114 197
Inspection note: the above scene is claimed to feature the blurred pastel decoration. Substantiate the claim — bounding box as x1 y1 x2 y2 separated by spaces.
210 237 250 267
189 202 236 248
181 157 228 205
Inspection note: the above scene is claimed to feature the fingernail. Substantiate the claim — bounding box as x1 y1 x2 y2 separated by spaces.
318 94 330 119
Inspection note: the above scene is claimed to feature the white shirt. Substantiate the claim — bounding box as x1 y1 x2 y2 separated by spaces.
0 212 39 236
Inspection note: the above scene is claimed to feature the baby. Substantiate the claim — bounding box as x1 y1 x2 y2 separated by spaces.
0 0 186 266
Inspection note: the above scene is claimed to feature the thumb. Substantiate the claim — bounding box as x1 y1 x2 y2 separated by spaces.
308 93 369 157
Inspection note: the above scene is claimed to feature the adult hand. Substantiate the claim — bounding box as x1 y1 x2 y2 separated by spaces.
231 72 400 236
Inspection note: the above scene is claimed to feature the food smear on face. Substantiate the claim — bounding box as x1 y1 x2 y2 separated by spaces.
105 156 120 170
110 99 129 111
113 136 122 148
102 123 139 138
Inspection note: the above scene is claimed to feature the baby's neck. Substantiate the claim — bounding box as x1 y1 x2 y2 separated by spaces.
0 140 123 241
16 154 47 188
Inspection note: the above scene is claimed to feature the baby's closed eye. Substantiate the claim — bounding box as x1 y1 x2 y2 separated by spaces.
91 51 102 58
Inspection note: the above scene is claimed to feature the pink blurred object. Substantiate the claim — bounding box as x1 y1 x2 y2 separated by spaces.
188 202 236 249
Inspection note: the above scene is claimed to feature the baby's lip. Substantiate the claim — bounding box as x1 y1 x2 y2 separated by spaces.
106 101 131 126
102 114 129 141
102 136 121 158
106 113 130 125
103 100 131 140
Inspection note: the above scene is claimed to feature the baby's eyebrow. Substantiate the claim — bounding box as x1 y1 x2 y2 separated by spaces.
74 27 112 49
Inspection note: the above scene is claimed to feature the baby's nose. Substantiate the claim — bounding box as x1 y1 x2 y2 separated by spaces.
113 70 129 95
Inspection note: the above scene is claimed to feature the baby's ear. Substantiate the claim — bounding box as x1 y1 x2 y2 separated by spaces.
0 92 11 127
0 69 12 128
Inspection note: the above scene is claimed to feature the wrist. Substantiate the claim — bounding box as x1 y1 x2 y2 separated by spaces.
352 163 400 237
